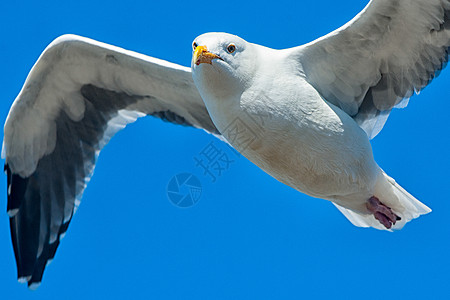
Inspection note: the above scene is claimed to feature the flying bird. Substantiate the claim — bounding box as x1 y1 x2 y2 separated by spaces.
3 0 449 289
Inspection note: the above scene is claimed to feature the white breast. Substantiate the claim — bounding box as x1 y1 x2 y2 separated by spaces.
208 74 380 201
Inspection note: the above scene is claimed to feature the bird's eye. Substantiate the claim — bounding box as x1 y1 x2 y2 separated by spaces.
193 42 198 50
226 44 236 53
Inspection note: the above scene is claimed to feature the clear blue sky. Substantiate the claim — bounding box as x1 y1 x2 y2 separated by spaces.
1 0 449 299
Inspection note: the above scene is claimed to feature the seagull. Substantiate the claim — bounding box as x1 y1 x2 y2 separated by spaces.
3 0 449 289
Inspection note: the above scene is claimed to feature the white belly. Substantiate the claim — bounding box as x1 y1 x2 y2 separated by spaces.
207 79 380 201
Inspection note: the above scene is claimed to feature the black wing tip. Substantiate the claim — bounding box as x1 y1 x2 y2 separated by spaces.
14 237 64 289
14 221 70 289
17 275 41 291
6 162 74 289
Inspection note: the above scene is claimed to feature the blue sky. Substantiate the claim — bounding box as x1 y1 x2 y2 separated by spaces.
1 0 450 299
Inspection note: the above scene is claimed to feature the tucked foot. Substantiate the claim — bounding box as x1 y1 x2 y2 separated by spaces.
366 196 401 229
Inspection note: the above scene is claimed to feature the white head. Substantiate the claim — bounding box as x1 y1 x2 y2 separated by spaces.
191 33 258 102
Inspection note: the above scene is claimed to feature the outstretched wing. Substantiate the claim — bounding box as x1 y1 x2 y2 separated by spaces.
294 0 450 138
2 35 219 288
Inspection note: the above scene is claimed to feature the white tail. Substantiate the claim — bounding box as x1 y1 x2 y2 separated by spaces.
333 171 431 231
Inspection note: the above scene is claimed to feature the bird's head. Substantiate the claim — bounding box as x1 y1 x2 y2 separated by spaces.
191 33 258 102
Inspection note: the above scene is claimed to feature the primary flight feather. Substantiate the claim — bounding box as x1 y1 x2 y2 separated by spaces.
3 0 449 288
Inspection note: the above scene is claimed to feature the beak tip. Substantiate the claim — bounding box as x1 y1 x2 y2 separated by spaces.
193 45 221 66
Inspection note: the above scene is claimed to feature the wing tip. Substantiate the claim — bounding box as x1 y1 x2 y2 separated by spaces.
28 282 41 290
18 275 43 291
18 276 31 283
7 208 19 217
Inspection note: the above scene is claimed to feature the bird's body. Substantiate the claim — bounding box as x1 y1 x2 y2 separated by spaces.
195 42 375 202
3 0 449 288
192 35 428 229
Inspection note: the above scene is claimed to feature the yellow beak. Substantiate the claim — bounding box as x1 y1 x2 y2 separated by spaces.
193 45 222 65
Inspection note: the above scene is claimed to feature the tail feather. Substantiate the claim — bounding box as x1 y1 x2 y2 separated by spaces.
384 175 431 220
334 172 431 231
333 203 390 230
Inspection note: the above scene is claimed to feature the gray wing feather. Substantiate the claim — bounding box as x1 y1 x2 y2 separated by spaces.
295 0 450 138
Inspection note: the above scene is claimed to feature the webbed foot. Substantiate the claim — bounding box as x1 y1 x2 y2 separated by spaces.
366 196 401 229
